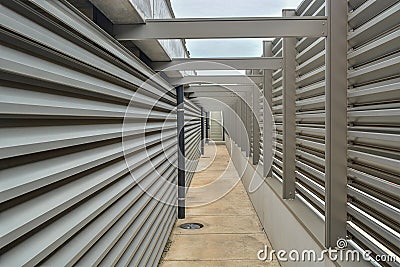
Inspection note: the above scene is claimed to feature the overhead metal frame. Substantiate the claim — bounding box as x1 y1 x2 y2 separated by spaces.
168 75 263 85
151 57 283 71
114 17 328 40
185 85 254 93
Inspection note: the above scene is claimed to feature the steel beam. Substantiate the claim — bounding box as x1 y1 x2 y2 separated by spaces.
185 85 253 93
282 10 297 200
325 0 348 248
176 85 185 219
151 57 283 71
263 41 273 177
192 99 238 109
169 75 263 85
114 17 328 40
189 92 238 99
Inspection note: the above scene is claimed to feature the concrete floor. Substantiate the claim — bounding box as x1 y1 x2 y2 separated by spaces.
160 144 280 267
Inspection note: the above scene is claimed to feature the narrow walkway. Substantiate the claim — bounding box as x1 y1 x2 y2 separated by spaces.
160 144 280 266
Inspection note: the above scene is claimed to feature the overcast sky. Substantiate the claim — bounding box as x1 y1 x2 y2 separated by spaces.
170 0 303 58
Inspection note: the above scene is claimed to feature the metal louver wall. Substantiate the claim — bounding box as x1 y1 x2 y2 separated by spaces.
266 0 399 263
294 0 326 215
271 37 284 183
259 82 264 166
0 1 200 266
346 0 400 264
184 99 201 187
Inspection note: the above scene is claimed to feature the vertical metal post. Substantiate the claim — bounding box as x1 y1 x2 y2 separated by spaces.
234 101 239 144
237 100 244 151
263 41 273 177
205 111 210 144
252 83 261 165
240 96 248 153
176 85 185 219
246 91 251 157
231 104 235 143
227 108 231 140
325 0 348 248
200 107 205 155
221 111 225 141
282 9 297 200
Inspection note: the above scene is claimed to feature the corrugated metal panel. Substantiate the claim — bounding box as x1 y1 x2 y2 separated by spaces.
0 1 199 266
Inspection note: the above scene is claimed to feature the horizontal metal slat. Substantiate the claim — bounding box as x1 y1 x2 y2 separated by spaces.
348 2 400 47
348 54 400 86
348 130 400 151
295 182 325 211
296 37 324 64
349 168 399 199
348 79 400 105
347 221 399 267
348 0 399 29
348 28 400 67
43 157 177 266
296 66 325 88
348 147 400 175
348 185 400 224
348 108 400 125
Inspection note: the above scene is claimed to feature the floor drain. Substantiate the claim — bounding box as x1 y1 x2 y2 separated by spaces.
179 223 204 229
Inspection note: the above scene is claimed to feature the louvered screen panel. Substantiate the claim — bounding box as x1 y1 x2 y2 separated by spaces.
347 0 400 264
294 0 326 215
184 99 201 187
259 86 264 166
271 38 283 182
265 1 399 262
0 1 183 266
252 70 262 161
